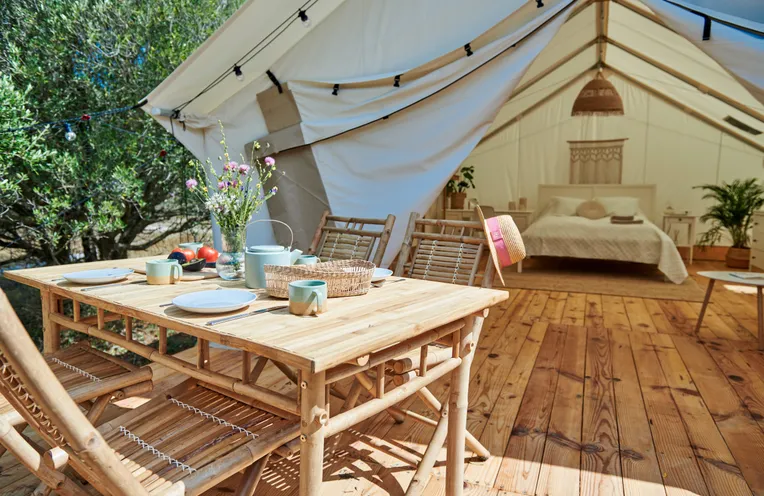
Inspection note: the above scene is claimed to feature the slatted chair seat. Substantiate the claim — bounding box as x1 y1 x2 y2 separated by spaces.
308 211 396 267
0 290 299 496
0 341 152 433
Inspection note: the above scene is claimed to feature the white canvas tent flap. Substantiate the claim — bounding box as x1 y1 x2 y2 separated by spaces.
146 0 763 261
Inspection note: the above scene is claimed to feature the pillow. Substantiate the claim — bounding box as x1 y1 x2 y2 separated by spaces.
596 196 640 217
576 200 607 220
547 196 585 216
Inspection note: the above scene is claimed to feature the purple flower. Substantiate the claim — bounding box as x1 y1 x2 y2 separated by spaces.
230 179 239 188
223 161 238 172
270 186 278 194
217 181 227 190
264 156 275 167
238 163 250 175
185 178 198 190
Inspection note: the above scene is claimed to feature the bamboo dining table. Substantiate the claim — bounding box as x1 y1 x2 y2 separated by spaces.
5 256 507 495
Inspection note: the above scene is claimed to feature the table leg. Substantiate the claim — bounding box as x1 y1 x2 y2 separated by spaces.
446 314 483 496
41 290 60 355
300 370 326 496
694 279 715 335
758 287 763 351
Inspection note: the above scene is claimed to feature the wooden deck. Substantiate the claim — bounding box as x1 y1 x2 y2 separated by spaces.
2 261 764 495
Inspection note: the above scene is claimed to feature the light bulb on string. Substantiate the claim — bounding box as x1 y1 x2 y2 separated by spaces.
299 10 311 27
234 65 244 81
64 123 77 141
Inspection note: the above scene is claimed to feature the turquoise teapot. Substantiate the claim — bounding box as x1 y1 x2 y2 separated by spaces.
244 220 302 288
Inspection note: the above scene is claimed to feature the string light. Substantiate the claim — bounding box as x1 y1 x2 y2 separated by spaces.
299 10 311 27
234 65 244 81
64 123 77 141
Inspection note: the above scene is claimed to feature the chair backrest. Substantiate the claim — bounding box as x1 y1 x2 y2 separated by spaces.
479 205 496 218
308 211 396 267
0 290 148 495
393 211 494 288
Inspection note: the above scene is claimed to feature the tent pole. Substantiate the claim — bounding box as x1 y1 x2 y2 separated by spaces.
606 37 764 123
607 65 764 154
479 68 596 145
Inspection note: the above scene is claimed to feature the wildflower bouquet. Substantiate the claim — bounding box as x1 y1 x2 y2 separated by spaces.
185 124 278 276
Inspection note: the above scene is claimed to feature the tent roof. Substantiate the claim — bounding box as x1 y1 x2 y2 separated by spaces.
479 0 764 152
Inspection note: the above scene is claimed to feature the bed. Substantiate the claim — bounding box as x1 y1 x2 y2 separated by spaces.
522 185 688 284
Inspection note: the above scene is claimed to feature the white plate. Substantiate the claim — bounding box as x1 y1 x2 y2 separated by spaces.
62 268 134 285
172 290 257 314
371 268 393 283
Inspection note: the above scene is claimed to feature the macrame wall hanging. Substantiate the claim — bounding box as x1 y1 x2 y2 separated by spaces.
571 72 624 116
568 139 628 184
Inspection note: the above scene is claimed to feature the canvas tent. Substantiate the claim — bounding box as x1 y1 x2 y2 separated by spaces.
144 0 764 265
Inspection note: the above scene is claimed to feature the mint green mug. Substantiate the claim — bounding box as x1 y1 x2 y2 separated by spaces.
288 280 327 316
146 259 182 285
294 255 320 265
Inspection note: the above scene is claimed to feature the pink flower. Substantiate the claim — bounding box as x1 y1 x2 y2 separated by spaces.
238 163 250 175
230 179 239 188
217 181 227 190
185 178 198 190
223 161 238 172
264 156 275 167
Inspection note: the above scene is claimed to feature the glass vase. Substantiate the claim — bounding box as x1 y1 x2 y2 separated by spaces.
216 229 246 281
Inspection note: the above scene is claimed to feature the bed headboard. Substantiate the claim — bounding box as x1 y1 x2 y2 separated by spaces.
537 184 657 222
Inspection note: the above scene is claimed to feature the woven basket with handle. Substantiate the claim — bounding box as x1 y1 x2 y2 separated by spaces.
264 260 375 298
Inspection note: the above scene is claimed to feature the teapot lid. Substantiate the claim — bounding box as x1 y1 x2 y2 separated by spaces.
248 245 286 253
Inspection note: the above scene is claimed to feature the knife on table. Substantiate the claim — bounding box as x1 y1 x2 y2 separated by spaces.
206 305 287 326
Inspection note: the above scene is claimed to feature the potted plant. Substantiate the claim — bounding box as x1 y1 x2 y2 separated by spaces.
447 165 476 209
695 178 764 268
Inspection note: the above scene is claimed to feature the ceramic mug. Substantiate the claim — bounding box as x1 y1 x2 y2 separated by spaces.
294 255 320 265
146 259 183 285
179 242 204 256
288 280 327 316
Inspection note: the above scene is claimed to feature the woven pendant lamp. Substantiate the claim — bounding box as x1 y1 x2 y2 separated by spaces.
571 72 624 116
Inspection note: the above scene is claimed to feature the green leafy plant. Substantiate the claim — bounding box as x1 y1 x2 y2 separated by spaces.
694 178 764 248
447 165 476 194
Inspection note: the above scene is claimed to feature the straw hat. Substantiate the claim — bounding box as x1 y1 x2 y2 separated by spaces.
476 207 526 286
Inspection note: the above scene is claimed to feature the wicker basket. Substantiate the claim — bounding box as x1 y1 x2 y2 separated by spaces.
264 260 375 298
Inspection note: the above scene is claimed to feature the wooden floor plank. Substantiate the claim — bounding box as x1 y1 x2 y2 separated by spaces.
561 293 587 326
651 334 753 495
536 325 587 496
602 295 631 332
623 297 658 333
708 301 757 341
643 298 677 335
540 292 568 324
655 300 696 337
495 324 567 494
581 325 624 496
630 332 710 496
672 336 764 495
463 323 549 488
609 329 665 496
522 291 551 326
466 323 533 443
585 294 604 329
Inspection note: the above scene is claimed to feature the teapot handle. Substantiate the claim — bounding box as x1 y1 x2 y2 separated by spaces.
247 218 295 249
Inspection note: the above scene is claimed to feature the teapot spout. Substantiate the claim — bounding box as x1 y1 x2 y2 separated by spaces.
290 249 303 264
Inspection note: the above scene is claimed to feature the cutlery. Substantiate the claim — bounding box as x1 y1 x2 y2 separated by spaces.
80 280 145 292
206 305 287 326
372 278 406 288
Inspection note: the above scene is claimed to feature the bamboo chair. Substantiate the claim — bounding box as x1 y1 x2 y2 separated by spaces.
307 211 396 267
0 340 154 459
0 290 299 496
328 212 495 494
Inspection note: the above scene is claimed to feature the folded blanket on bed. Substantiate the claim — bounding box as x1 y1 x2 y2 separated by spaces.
611 217 644 225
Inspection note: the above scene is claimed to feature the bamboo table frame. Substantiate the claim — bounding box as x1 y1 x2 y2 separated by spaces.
5 256 507 495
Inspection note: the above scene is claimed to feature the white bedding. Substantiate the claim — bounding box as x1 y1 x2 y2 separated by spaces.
522 214 688 284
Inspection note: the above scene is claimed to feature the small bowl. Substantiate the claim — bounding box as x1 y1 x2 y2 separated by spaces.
183 258 206 272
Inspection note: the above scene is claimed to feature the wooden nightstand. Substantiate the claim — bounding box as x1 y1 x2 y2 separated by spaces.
663 213 697 264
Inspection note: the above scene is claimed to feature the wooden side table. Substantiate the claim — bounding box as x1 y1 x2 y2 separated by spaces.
663 213 697 264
